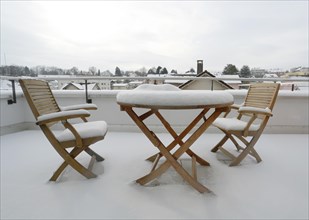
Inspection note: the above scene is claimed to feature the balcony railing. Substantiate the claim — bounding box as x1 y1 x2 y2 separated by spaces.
0 76 308 136
1 75 308 104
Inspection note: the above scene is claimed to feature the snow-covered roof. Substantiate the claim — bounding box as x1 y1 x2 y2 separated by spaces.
219 75 241 84
61 82 97 90
264 73 279 78
128 81 143 85
113 83 128 87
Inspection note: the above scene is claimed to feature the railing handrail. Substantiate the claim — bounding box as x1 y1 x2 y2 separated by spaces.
1 75 309 82
1 75 308 105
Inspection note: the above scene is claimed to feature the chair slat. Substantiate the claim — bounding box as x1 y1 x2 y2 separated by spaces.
19 79 60 119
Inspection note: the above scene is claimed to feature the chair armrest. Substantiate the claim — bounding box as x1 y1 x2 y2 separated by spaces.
231 103 243 110
238 106 273 116
223 103 243 117
59 104 98 111
36 110 90 125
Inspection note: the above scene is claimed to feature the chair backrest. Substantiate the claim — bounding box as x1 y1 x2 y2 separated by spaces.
243 83 280 119
19 79 61 121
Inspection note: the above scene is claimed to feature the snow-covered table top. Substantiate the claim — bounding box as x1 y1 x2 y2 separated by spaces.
117 84 234 109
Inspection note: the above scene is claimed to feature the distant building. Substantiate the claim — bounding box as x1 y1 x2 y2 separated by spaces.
61 82 101 90
97 80 111 90
57 78 110 90
251 68 268 77
112 83 129 90
128 81 143 89
145 74 165 85
263 73 279 78
165 78 189 87
178 60 233 90
179 71 233 90
287 67 309 77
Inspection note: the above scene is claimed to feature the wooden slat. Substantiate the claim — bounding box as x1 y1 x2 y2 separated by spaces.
31 94 54 100
26 90 53 95
33 99 55 105
243 84 279 111
20 79 60 118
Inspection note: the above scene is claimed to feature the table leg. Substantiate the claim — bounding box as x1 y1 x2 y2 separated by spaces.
146 109 210 165
155 111 210 166
124 106 226 193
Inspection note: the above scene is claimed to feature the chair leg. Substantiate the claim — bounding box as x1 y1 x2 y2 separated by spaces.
251 148 262 163
229 135 261 166
211 135 228 152
50 146 97 181
50 146 84 181
85 148 105 162
228 134 242 151
229 146 251 166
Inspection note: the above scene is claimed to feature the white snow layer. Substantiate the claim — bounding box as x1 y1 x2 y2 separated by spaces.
37 110 90 122
1 131 308 219
117 84 234 107
56 121 108 142
213 118 260 131
59 103 98 111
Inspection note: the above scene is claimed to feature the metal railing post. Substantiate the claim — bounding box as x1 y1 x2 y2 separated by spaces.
85 80 92 103
7 80 17 105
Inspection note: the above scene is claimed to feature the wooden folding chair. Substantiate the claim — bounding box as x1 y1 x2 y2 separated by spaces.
19 79 108 181
211 83 280 166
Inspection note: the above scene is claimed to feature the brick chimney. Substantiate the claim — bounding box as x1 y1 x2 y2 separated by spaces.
197 60 203 74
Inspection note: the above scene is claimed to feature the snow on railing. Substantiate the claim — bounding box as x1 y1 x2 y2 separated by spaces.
1 75 308 105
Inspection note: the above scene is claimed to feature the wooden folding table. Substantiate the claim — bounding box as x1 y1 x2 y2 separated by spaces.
117 85 233 193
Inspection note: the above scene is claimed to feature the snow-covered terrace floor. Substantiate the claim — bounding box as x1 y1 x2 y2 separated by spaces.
1 130 308 219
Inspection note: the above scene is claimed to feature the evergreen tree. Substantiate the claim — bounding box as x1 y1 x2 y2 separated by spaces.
171 69 178 74
115 66 122 76
185 68 195 74
147 67 156 75
24 66 31 76
160 67 168 74
156 66 162 75
240 65 251 78
222 64 239 75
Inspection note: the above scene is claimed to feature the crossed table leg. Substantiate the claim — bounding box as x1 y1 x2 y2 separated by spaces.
121 106 228 193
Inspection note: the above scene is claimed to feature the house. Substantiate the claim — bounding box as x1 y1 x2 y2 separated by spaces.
128 81 143 89
145 74 166 85
179 71 233 90
219 74 242 89
112 83 129 90
61 82 100 90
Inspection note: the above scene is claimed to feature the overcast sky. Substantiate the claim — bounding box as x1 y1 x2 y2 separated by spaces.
1 1 308 73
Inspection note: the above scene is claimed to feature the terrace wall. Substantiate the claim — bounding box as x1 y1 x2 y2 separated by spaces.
1 90 308 135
